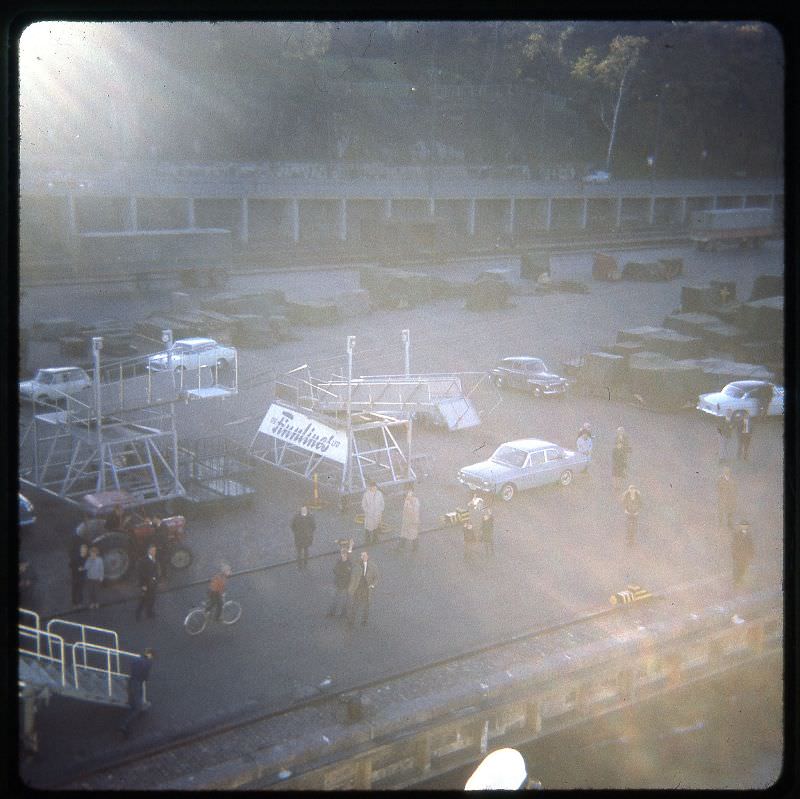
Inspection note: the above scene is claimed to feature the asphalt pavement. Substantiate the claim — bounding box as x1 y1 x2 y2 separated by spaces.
17 241 785 786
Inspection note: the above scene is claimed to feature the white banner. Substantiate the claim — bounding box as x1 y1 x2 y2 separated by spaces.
258 403 348 464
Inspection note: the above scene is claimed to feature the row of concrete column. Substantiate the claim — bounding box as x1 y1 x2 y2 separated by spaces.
64 192 777 244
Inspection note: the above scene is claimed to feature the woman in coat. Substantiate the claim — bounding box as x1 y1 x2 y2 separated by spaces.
398 487 420 551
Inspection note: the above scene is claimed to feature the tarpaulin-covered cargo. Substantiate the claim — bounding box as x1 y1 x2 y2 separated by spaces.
628 352 703 410
638 329 705 360
663 312 721 337
750 275 783 301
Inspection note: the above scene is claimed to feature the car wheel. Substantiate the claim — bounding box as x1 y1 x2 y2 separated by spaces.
559 470 573 487
98 537 132 581
493 376 503 388
532 385 542 397
500 483 516 502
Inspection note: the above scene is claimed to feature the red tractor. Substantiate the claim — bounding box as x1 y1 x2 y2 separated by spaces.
75 490 193 582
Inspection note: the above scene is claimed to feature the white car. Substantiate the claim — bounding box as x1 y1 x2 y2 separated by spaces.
147 337 236 372
697 380 784 420
582 170 610 184
19 367 92 403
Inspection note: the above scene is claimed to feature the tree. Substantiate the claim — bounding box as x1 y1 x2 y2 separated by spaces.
571 34 648 173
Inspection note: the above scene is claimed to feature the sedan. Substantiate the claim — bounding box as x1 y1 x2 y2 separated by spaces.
490 357 568 396
19 367 91 403
582 170 610 184
458 438 589 502
147 338 237 372
697 380 784 420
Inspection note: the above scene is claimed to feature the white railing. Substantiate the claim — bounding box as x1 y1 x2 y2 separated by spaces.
72 643 144 702
47 618 121 672
18 624 67 687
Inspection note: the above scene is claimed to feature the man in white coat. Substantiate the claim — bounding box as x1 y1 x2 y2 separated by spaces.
361 480 385 545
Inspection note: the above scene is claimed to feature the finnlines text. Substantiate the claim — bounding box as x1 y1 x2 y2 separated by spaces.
270 416 342 453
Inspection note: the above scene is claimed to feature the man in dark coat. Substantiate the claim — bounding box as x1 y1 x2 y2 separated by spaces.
327 549 353 617
290 505 316 572
69 541 89 607
347 551 378 627
735 412 753 461
135 545 160 621
717 467 737 529
731 520 754 587
119 648 155 738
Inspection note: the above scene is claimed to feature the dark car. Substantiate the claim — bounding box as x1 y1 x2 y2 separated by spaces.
489 357 568 396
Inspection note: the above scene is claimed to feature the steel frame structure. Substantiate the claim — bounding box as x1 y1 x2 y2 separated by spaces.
18 331 238 506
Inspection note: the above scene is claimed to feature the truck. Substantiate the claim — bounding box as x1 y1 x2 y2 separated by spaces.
690 208 776 251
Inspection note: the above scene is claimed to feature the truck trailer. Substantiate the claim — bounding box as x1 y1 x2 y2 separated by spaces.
690 208 776 251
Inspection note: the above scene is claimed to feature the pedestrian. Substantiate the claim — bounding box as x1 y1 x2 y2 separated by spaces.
347 551 378 627
462 521 478 564
735 412 752 461
135 544 160 621
576 428 593 461
361 481 385 546
327 549 353 618
717 417 733 463
467 493 485 530
149 516 171 579
290 505 316 572
615 427 631 458
731 520 754 587
206 562 231 622
398 486 420 552
118 648 155 739
577 421 593 443
717 466 737 529
481 507 495 556
621 484 642 546
85 545 105 609
19 560 39 611
69 541 89 607
612 440 628 491
756 384 774 418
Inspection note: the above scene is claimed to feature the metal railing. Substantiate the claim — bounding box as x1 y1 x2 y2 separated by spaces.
19 624 67 687
73 642 146 703
47 618 121 672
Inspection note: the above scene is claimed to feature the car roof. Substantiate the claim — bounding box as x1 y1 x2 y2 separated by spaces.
498 438 557 451
175 337 216 345
725 380 770 390
36 366 85 374
502 356 544 363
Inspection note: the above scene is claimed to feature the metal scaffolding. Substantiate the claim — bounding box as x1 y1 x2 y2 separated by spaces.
19 331 238 506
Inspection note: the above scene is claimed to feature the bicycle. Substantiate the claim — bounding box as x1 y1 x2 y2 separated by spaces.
183 593 242 635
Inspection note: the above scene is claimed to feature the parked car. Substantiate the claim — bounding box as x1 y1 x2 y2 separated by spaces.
458 438 589 501
489 357 568 396
582 170 610 184
697 380 784 420
147 337 236 373
18 493 36 527
19 366 91 403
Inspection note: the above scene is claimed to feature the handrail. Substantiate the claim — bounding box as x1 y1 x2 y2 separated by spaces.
19 625 67 687
47 619 121 673
19 608 40 632
72 642 144 700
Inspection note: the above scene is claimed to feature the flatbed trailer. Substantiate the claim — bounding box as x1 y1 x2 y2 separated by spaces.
690 208 777 250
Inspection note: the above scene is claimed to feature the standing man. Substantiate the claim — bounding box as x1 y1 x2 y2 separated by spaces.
731 520 754 587
118 648 155 739
398 486 420 552
347 551 378 627
291 505 316 572
85 545 105 609
69 541 89 607
135 545 160 621
621 485 642 547
612 440 628 492
717 417 733 463
717 467 737 529
735 412 753 461
481 507 495 557
576 428 593 462
361 481 385 546
327 548 353 618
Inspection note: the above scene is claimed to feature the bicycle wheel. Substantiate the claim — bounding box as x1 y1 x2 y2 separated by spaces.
184 607 208 635
221 600 242 625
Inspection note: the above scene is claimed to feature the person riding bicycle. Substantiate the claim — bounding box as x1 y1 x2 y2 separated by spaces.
206 562 232 622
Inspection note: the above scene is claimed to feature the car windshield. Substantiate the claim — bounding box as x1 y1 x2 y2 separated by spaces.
491 446 528 468
526 360 546 373
36 372 55 384
722 385 746 398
